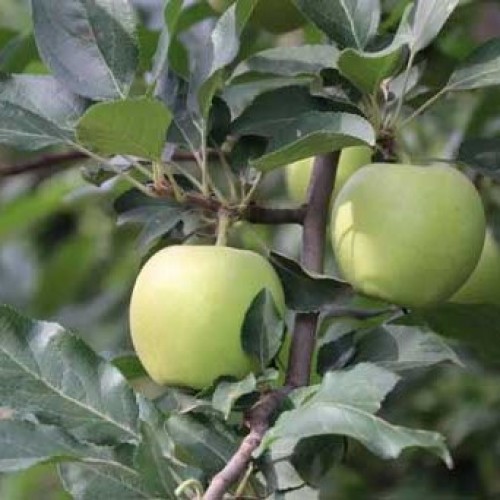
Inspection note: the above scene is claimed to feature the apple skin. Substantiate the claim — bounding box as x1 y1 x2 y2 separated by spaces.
286 146 373 203
208 0 305 34
331 164 486 308
129 245 285 389
451 230 500 305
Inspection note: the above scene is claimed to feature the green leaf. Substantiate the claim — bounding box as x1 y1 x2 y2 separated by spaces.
193 0 258 119
262 364 452 468
270 253 353 312
456 137 500 180
294 0 380 49
212 373 257 419
234 45 340 78
0 74 87 150
134 397 198 498
251 111 375 171
166 414 239 478
447 38 500 91
232 85 359 137
402 303 500 365
76 98 172 160
0 33 41 73
114 189 193 252
0 305 139 444
241 289 285 370
0 420 105 472
354 324 463 371
401 0 459 54
338 36 406 93
32 0 139 100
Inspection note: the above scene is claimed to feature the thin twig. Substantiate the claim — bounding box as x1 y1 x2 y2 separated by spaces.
203 153 338 499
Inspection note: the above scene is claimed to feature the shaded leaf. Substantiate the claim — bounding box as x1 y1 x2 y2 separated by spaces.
0 74 87 150
77 98 172 160
32 0 139 100
447 38 500 91
0 305 139 444
270 253 353 312
456 137 500 180
241 289 285 370
212 373 257 419
294 0 380 50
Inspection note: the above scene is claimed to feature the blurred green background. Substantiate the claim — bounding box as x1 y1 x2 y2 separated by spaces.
0 0 499 498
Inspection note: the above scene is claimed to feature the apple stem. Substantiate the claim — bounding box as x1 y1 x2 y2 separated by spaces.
216 209 231 246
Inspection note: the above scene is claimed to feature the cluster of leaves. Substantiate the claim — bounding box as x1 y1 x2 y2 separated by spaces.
1 0 500 498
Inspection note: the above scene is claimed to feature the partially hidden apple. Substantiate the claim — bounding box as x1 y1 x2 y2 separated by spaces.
208 0 305 34
451 230 500 305
129 245 285 389
286 146 373 203
331 164 486 308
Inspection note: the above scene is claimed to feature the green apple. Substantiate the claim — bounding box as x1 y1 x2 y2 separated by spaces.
331 164 486 308
129 245 285 389
208 0 305 34
451 230 500 305
286 146 373 203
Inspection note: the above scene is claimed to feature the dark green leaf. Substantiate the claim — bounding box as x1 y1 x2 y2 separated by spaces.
294 0 380 49
32 0 139 100
447 38 500 91
212 373 257 419
241 289 285 370
0 74 87 150
251 111 375 171
235 45 339 77
0 420 106 472
456 137 500 180
270 253 353 312
76 98 172 160
0 305 139 444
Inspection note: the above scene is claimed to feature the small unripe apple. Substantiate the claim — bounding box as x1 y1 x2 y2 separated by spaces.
129 245 285 389
331 164 486 308
208 0 305 34
286 146 373 203
451 230 500 305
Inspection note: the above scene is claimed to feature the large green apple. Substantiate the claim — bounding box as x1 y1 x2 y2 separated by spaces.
286 146 373 203
331 164 486 308
129 245 285 389
208 0 305 34
451 230 500 305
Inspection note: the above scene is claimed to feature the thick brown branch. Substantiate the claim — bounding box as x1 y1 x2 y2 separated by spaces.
203 153 338 499
286 152 339 388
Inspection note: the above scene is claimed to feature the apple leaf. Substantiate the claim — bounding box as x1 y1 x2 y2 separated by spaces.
166 414 239 478
447 38 500 91
261 364 453 468
212 373 257 419
241 289 285 371
401 0 459 55
338 36 407 94
270 253 353 312
0 74 87 150
0 305 139 444
76 98 172 161
401 303 500 366
32 0 139 100
293 0 380 50
456 137 500 180
0 419 107 472
233 45 340 78
250 111 375 171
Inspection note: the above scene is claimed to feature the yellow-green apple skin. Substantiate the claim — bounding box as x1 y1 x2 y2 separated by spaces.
286 146 373 203
331 164 486 308
208 0 305 33
451 230 500 305
129 245 285 389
